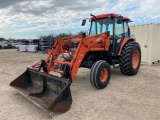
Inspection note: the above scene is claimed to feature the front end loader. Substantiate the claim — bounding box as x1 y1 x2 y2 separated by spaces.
10 13 141 112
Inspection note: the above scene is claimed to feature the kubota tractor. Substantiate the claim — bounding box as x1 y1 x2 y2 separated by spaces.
10 13 141 112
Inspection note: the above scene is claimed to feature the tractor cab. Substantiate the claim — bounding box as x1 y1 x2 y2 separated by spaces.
82 13 131 54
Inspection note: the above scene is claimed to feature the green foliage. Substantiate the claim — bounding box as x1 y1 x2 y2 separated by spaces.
15 39 26 42
0 37 5 41
55 33 72 38
39 31 87 39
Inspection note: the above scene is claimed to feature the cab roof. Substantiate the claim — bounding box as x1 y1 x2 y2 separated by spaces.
91 13 131 22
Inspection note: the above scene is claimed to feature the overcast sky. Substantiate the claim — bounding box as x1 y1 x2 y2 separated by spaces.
0 0 160 39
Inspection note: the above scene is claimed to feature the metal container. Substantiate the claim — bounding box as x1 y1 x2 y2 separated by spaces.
130 23 160 64
19 45 28 52
28 45 38 52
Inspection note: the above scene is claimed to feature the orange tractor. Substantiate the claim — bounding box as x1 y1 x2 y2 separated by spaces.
10 13 141 112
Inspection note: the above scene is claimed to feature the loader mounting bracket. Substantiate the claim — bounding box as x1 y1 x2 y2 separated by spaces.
38 59 48 73
61 64 72 82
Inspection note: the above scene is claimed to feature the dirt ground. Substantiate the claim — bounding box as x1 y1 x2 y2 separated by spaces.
0 49 160 120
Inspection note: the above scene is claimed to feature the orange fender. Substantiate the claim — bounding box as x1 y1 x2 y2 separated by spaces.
118 37 134 55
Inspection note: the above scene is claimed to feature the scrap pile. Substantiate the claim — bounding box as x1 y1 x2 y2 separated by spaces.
39 36 57 52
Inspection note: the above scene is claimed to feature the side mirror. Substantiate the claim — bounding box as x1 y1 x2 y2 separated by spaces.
81 19 86 26
117 16 123 24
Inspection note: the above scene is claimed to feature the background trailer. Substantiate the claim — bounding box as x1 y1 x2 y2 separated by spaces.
130 23 160 65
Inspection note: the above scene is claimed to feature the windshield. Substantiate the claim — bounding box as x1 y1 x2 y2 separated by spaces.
89 18 114 36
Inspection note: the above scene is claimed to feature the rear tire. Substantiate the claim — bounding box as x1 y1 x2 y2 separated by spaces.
119 41 141 75
90 60 111 89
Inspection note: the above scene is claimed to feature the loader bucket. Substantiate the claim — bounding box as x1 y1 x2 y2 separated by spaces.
10 68 72 113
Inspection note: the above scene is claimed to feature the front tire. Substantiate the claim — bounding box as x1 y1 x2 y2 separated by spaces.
90 60 111 89
119 41 141 75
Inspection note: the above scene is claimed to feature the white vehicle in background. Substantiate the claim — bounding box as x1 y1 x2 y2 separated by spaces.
0 41 12 49
12 42 19 48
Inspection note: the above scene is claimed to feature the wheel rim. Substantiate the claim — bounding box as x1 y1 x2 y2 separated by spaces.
100 68 108 82
132 50 140 69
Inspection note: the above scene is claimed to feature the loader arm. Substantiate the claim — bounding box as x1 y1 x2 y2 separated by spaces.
71 32 110 80
46 32 110 80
